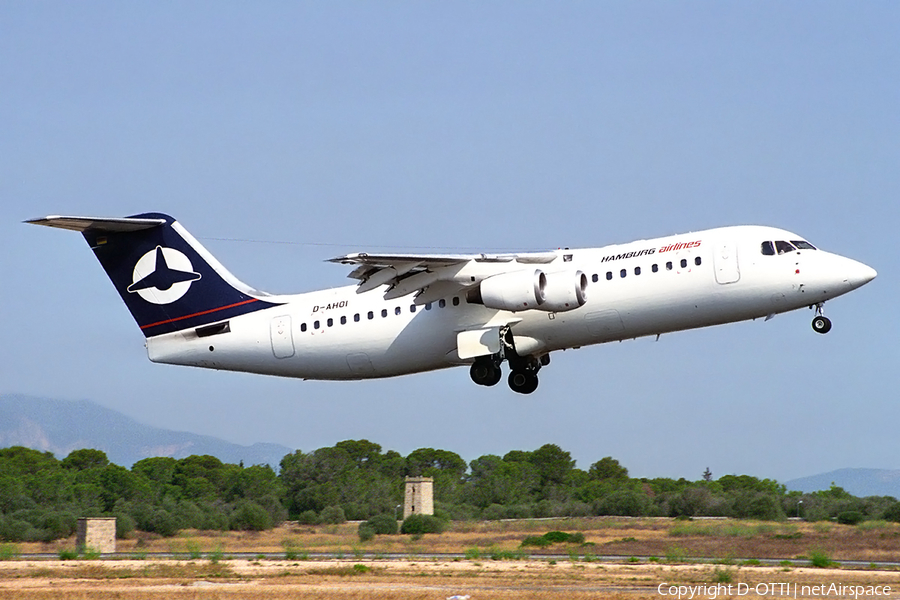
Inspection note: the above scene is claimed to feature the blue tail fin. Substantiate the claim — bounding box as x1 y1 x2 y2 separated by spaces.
28 213 281 337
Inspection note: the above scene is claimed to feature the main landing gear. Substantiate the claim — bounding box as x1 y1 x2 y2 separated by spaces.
508 369 539 394
470 357 502 387
811 303 832 334
468 330 548 394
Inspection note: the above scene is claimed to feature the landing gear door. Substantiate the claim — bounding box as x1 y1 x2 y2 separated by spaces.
714 243 740 284
457 327 501 360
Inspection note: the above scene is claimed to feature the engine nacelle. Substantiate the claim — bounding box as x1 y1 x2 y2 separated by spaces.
467 269 546 311
538 270 587 312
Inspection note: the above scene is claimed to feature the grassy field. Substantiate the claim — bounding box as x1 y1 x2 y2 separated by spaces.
2 517 900 599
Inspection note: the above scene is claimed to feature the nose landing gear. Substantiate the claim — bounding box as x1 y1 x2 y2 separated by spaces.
811 303 832 334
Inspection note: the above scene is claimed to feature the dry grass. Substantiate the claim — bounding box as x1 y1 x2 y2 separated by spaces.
2 559 900 600
4 518 900 599
12 517 900 562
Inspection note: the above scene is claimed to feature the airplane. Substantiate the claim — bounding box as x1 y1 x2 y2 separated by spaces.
27 213 876 394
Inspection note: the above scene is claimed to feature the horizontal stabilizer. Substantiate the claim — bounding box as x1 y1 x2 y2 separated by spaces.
25 215 166 233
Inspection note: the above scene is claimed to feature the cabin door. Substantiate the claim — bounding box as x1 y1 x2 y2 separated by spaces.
714 243 740 284
270 316 295 359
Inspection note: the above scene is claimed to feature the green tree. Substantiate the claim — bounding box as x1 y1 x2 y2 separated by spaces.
406 448 467 504
528 444 575 492
589 457 629 481
228 464 282 501
0 447 59 477
61 449 109 471
465 455 539 508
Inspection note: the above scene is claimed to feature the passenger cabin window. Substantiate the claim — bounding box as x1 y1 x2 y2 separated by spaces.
381 309 387 318
410 305 416 313
425 303 432 310
395 306 401 315
367 311 374 320
775 240 796 254
452 297 460 306
340 316 347 325
606 271 613 280
792 240 817 250
301 323 307 332
680 259 687 268
761 241 775 255
634 266 641 276
314 320 320 329
695 256 702 266
354 313 360 322
620 269 627 278
592 273 599 283
326 318 333 327
652 264 658 273
439 299 446 308
666 261 673 270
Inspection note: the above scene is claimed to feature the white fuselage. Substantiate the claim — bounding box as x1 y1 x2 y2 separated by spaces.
146 225 875 380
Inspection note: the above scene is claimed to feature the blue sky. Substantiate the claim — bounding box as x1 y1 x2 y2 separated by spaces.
1 2 897 482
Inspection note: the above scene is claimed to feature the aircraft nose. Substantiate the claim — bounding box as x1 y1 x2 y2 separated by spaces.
847 259 877 288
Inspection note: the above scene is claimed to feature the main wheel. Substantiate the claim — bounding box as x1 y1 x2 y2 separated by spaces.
508 370 539 394
470 360 501 386
812 315 832 334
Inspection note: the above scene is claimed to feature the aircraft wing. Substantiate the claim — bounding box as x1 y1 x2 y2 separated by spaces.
328 251 559 303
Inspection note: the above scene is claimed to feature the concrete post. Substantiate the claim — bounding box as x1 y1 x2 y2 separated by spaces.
76 518 116 554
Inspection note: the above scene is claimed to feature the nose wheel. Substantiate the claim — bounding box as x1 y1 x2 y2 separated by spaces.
811 303 832 334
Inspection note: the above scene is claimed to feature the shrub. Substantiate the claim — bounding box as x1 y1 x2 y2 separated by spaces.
713 567 733 583
115 513 135 539
297 510 320 525
230 501 272 531
521 536 552 547
543 531 571 543
319 506 346 525
39 511 76 542
147 509 179 537
365 514 398 535
809 550 834 568
58 548 78 560
357 524 376 542
522 531 585 546
0 544 20 561
481 504 506 520
400 514 444 535
883 503 900 523
596 490 649 516
837 511 864 525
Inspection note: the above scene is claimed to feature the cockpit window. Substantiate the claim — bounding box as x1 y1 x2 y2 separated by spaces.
775 241 796 254
761 241 775 256
792 240 817 250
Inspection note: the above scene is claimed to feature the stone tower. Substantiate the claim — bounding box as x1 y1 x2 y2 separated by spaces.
403 476 434 519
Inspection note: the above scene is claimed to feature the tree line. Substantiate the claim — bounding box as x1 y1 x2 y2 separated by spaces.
1 441 898 543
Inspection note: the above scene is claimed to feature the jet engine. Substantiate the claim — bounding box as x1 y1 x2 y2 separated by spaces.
540 270 587 312
466 269 546 311
466 269 587 313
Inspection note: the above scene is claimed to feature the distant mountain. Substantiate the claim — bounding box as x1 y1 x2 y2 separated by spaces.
786 468 900 499
0 394 293 468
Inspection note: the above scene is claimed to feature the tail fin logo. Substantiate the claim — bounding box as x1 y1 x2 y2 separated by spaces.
127 246 202 305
